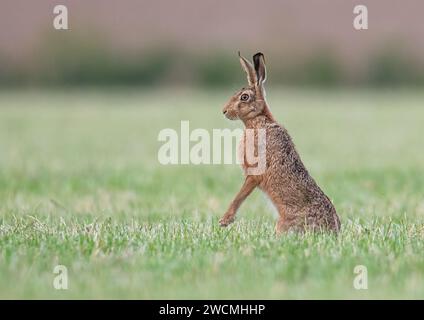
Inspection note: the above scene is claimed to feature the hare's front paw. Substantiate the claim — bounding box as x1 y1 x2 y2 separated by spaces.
219 214 235 227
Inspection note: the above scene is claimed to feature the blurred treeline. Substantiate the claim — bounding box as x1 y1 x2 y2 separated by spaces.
1 34 424 88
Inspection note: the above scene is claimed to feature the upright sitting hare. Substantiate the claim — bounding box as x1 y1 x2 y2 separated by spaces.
219 52 341 234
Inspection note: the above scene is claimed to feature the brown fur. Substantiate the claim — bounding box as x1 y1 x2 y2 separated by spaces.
219 52 341 234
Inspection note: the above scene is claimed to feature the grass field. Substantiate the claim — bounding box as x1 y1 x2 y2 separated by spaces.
0 88 424 299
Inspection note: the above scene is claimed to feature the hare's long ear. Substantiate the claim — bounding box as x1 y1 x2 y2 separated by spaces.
239 51 257 86
253 52 266 86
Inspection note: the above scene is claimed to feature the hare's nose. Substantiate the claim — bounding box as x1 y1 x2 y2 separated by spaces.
223 110 227 114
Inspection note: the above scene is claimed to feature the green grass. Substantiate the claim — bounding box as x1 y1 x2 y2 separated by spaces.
0 88 424 299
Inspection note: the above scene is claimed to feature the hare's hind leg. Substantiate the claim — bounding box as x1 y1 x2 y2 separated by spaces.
275 216 288 235
219 176 258 227
266 196 290 235
275 208 296 235
275 216 306 235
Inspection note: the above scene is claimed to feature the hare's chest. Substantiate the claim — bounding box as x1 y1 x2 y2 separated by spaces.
237 129 267 176
237 134 248 174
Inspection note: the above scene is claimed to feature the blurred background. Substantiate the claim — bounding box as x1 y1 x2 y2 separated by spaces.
1 0 424 88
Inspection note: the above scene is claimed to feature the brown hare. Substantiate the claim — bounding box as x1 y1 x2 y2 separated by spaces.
219 52 341 234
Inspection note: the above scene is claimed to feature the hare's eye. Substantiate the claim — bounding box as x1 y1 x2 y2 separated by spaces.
240 93 249 101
